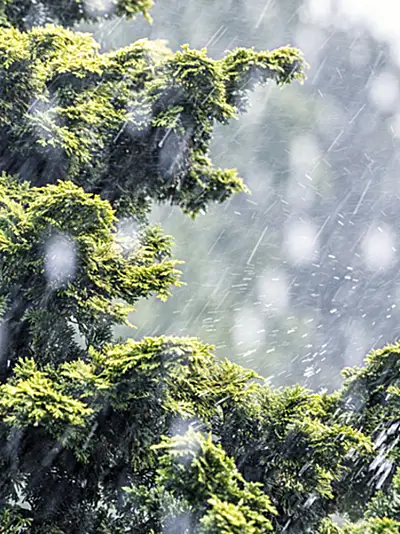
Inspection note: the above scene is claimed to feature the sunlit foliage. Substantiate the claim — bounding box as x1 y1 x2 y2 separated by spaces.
0 24 305 217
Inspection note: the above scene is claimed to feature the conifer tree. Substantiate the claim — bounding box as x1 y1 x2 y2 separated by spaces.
0 1 398 533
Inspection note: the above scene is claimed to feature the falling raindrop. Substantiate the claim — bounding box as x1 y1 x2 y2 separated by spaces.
45 234 77 289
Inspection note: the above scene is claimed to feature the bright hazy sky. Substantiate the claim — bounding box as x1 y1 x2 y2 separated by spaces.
308 0 400 63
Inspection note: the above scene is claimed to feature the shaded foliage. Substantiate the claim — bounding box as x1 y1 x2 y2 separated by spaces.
0 0 155 29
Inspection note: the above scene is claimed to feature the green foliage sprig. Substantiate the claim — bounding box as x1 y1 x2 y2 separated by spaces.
0 25 306 217
0 174 181 376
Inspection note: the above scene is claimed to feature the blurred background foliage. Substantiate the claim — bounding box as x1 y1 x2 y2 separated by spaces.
80 0 400 391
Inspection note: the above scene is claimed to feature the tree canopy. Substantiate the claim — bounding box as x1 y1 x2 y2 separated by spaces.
0 0 155 29
0 1 398 533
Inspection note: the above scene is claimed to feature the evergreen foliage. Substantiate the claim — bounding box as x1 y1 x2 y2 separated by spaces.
0 0 155 29
0 1 398 533
0 24 304 217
